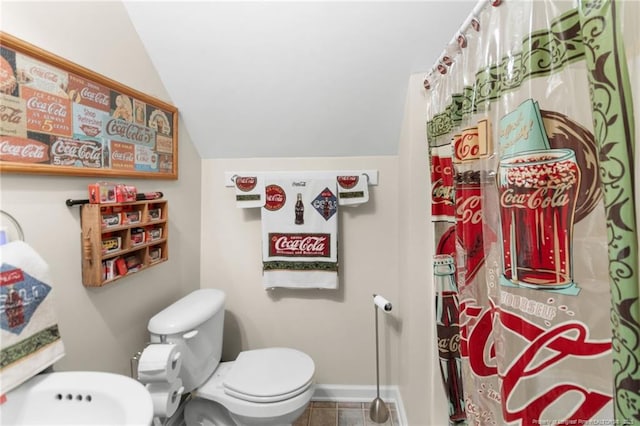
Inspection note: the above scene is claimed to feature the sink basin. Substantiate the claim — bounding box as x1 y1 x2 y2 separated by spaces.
1 371 153 425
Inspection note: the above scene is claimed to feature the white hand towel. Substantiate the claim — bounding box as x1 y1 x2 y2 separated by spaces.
261 178 338 289
0 241 65 395
234 175 265 208
337 174 369 207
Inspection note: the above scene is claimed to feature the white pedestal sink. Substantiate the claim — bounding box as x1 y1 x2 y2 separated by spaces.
1 371 154 425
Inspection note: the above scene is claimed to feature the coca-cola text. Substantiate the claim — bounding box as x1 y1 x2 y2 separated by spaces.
269 233 330 257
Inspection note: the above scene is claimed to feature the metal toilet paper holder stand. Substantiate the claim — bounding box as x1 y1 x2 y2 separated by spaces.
370 294 392 423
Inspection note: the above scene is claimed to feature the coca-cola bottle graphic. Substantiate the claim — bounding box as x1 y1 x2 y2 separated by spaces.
102 140 110 168
295 193 304 225
6 288 25 329
434 254 466 423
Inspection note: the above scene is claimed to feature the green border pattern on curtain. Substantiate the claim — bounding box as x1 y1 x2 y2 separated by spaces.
579 0 639 422
427 8 585 143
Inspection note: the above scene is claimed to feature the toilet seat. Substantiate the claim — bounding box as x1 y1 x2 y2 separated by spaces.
223 348 315 403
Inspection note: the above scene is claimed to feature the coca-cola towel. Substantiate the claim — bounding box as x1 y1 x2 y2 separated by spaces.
337 174 369 207
0 241 65 395
233 175 265 208
261 178 338 289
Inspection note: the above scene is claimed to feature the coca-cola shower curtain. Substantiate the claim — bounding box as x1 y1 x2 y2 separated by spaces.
426 1 638 424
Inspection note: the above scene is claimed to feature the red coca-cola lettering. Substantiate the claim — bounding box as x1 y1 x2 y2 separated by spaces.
454 132 480 162
269 233 330 257
0 269 24 286
0 105 22 124
460 300 611 424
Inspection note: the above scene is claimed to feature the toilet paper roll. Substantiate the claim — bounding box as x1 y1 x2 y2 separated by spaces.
146 379 184 418
138 343 182 383
373 294 392 312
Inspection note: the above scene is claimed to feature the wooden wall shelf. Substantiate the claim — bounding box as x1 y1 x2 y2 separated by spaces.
80 200 168 287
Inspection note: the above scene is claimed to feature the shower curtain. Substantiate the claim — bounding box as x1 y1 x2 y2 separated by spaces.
426 1 638 425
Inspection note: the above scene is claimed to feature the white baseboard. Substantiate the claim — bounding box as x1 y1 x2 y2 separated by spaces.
312 384 407 426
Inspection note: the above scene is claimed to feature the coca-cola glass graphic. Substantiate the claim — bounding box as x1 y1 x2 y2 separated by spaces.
497 148 581 289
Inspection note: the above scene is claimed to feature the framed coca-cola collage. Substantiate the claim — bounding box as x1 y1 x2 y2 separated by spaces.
0 32 178 179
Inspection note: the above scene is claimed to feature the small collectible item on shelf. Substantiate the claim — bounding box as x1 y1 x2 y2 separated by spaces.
102 236 121 254
146 227 162 241
148 208 161 221
131 228 145 246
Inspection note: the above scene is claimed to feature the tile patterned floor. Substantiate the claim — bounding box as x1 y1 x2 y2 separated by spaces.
294 401 400 426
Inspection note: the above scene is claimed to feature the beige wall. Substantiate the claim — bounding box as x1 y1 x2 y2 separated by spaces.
397 74 449 426
1 1 202 377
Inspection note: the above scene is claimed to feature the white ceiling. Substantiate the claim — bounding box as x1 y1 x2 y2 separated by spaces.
124 1 475 159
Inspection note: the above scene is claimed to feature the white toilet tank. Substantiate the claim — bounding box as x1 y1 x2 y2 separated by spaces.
147 289 225 393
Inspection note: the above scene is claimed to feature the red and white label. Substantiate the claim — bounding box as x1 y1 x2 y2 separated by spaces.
236 176 257 192
269 233 330 257
431 152 454 218
0 135 49 163
265 185 286 211
0 268 24 286
337 175 359 189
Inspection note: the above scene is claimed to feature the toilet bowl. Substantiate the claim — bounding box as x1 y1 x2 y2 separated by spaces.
185 348 315 426
145 289 315 426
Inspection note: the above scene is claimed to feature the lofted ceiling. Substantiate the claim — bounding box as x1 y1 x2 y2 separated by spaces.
124 1 475 159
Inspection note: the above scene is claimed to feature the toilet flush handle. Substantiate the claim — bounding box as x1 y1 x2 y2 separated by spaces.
183 330 198 340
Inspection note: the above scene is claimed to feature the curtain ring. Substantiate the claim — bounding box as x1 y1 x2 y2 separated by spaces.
457 33 467 49
471 17 480 32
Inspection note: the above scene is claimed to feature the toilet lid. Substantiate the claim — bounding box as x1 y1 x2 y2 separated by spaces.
223 348 314 403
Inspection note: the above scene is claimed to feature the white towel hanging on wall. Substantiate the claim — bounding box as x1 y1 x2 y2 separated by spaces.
0 241 66 394
261 177 339 289
232 175 265 208
337 174 369 206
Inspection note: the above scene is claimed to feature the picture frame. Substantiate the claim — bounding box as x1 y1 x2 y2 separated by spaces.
0 32 178 179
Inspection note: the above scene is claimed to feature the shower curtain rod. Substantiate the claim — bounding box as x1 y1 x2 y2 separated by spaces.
426 0 490 78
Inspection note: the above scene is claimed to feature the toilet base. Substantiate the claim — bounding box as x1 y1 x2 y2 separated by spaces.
184 397 307 426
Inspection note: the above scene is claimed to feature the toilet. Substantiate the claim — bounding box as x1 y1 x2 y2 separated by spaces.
146 289 315 426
